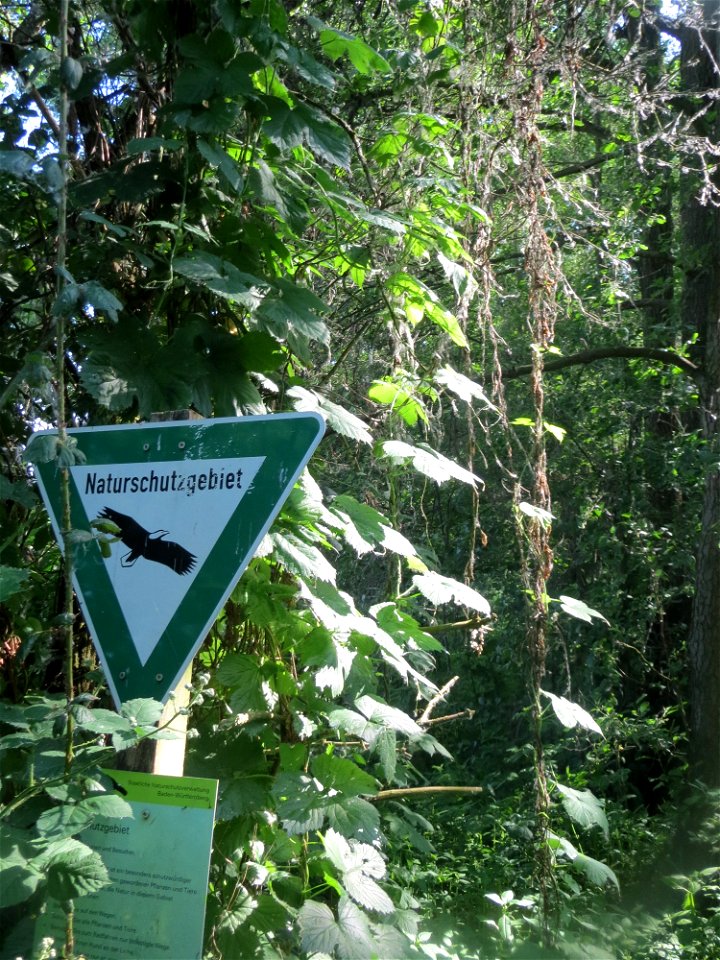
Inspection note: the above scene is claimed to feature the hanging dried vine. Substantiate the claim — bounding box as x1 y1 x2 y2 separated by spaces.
507 0 561 940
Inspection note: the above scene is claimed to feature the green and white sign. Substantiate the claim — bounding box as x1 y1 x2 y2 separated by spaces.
32 413 325 707
36 770 218 960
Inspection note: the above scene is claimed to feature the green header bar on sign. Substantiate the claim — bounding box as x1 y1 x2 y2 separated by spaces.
105 769 217 809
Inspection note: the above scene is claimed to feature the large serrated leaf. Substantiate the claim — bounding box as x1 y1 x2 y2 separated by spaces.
273 771 326 834
354 695 422 737
289 386 372 444
542 690 603 736
573 852 620 890
74 708 135 735
316 25 391 75
299 105 351 169
331 495 417 558
312 753 378 797
43 838 110 900
323 831 393 914
412 571 490 615
120 698 164 726
325 797 381 843
327 707 381 744
336 896 378 958
434 365 498 410
371 602 443 652
378 439 480 486
555 783 609 838
0 565 30 602
197 139 244 193
298 900 340 955
558 594 609 625
270 530 337 584
216 653 268 712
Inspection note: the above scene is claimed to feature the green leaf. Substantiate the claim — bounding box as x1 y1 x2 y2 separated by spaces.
385 272 467 347
551 831 620 890
61 56 83 91
544 420 566 443
126 137 183 155
216 653 268 713
327 707 382 744
272 771 326 834
368 378 428 426
331 495 418 558
80 281 123 321
434 366 498 411
270 530 337 583
298 900 340 955
371 603 442 652
288 386 372 444
197 140 244 193
325 797 381 843
173 253 267 307
0 149 34 178
263 101 306 151
0 828 43 906
541 690 603 736
517 501 555 526
336 895 380 955
412 571 491 615
120 698 164 726
558 595 609 625
298 104 351 169
572 852 620 890
43 838 110 900
323 830 394 914
0 565 30 602
314 24 392 75
0 475 36 508
37 804 94 841
378 440 481 486
74 708 135 736
312 753 378 797
248 160 287 218
555 784 609 839
354 694 423 737
23 434 60 465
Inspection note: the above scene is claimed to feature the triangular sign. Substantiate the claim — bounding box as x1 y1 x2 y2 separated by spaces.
32 413 325 708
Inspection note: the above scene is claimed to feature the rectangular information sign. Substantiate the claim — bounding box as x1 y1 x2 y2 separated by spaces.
36 771 218 960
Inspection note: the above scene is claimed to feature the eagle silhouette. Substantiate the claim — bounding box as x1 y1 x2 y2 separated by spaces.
98 506 196 576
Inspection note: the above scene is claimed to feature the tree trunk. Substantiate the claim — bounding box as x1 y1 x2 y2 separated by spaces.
681 0 720 786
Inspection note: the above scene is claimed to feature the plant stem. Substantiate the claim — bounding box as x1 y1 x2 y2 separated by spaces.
56 2 75 955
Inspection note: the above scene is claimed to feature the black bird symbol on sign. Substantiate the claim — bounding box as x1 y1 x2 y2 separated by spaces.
98 506 196 576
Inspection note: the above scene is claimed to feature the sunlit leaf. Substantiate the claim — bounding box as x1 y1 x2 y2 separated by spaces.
558 595 609 625
555 783 609 838
378 440 481 486
541 690 603 736
412 571 491 615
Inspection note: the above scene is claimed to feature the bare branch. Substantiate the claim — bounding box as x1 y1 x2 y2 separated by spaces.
372 786 484 801
502 346 699 381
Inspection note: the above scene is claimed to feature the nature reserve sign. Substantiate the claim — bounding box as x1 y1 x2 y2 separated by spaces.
32 413 325 707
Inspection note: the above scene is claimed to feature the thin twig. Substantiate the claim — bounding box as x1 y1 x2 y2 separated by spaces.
418 676 458 724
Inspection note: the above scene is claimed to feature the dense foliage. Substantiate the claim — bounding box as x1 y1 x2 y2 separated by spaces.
1 1 719 958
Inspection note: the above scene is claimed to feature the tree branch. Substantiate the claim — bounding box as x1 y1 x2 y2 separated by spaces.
371 786 483 801
423 616 490 634
502 346 699 381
